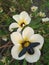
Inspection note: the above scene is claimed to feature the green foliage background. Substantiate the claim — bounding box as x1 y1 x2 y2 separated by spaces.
0 0 49 65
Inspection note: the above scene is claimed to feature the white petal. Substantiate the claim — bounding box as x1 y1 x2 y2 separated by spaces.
10 32 23 45
22 27 34 41
42 17 49 22
17 28 22 32
13 15 20 23
11 45 25 60
29 34 44 49
9 23 19 32
25 48 41 63
20 11 31 24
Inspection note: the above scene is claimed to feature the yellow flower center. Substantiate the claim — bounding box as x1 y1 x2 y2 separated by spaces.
18 19 26 27
20 22 25 27
24 42 30 47
22 41 30 47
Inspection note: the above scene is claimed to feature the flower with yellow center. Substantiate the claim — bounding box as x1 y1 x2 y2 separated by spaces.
11 26 44 63
31 6 38 12
37 11 46 17
9 11 31 32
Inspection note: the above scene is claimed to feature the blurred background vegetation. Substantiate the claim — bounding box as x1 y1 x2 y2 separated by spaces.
0 0 49 65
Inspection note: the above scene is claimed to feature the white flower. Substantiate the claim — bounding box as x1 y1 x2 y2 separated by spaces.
37 11 46 17
42 17 49 22
10 26 44 63
2 36 7 41
31 6 38 12
9 11 31 32
0 7 3 13
9 6 16 12
1 57 6 63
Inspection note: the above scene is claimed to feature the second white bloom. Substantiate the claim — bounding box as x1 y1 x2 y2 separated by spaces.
9 11 31 32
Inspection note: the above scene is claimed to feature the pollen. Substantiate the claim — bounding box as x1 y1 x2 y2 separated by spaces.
24 42 30 47
18 19 26 27
21 23 25 27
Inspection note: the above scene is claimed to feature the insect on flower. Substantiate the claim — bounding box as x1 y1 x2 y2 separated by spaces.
9 11 31 32
11 27 44 63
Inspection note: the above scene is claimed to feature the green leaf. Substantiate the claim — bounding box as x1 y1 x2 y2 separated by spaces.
23 59 27 65
15 60 19 65
0 61 4 65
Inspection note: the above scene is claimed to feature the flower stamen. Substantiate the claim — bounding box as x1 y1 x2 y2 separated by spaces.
22 41 30 48
18 19 26 27
20 22 25 27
